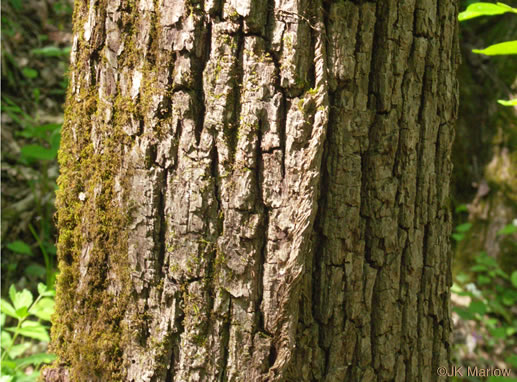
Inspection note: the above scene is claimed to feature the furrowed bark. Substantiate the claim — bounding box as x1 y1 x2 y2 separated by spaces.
46 0 459 381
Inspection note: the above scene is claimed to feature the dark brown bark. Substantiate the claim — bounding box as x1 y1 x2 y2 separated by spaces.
48 0 459 381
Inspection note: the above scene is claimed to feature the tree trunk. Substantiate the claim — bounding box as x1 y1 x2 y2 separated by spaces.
46 0 459 381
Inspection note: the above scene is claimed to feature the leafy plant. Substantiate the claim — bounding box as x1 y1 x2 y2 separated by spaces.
2 95 60 287
459 2 517 106
458 2 517 21
452 222 517 376
1 284 56 381
453 222 473 242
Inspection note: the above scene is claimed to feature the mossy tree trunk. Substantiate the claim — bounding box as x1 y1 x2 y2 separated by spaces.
45 0 459 381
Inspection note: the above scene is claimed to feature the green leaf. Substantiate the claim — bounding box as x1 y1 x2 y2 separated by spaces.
455 222 472 233
489 326 507 339
488 300 512 323
37 284 55 298
477 275 491 285
6 241 32 255
50 129 61 150
455 204 468 213
497 224 517 235
506 354 517 368
1 299 17 319
1 359 17 370
8 342 31 358
25 264 46 279
1 313 5 327
1 331 12 350
488 377 517 382
470 264 487 273
31 46 71 57
6 321 49 342
459 2 517 21
451 283 464 294
456 273 470 284
468 300 487 315
30 298 54 321
511 271 517 288
498 99 517 106
0 376 14 382
46 243 57 256
20 144 58 161
495 268 509 280
473 40 517 55
33 88 40 103
16 372 40 382
475 253 497 267
484 318 498 329
15 306 29 320
9 286 33 312
14 352 56 369
37 283 47 296
453 306 475 320
21 68 38 79
452 233 464 242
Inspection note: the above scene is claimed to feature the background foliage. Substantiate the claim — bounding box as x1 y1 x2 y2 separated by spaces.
0 0 516 380
1 0 72 379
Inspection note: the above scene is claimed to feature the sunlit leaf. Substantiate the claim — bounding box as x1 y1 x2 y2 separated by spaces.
15 306 29 320
5 321 49 342
497 99 517 106
9 286 33 312
1 299 17 319
30 298 54 321
1 331 12 350
37 283 55 298
459 2 517 21
473 40 517 55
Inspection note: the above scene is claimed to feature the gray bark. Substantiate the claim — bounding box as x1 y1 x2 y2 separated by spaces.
45 0 459 381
